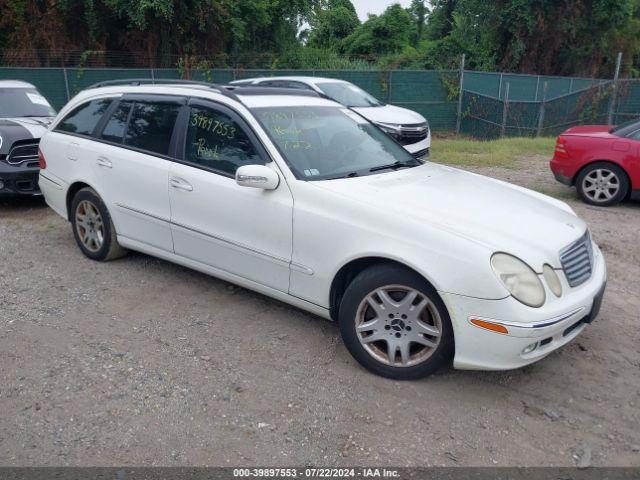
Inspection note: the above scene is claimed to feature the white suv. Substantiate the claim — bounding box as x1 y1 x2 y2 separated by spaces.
230 76 430 159
39 81 606 379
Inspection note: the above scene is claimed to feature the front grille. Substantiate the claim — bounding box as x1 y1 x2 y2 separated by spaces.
412 147 430 159
7 141 39 165
397 123 429 145
559 231 594 287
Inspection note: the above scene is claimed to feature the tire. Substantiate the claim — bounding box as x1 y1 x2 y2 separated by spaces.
338 263 454 380
70 187 127 261
576 162 629 207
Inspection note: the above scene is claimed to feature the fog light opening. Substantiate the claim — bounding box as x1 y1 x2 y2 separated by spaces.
0 180 5 190
522 342 538 354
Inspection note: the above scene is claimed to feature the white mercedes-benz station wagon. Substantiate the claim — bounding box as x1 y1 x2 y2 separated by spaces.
38 80 606 379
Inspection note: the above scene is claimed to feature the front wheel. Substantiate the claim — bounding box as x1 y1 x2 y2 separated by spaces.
576 162 629 206
338 264 454 380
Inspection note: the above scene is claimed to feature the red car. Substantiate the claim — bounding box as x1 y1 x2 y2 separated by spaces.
550 121 640 206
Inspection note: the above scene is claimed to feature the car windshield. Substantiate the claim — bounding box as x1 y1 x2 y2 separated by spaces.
316 82 383 108
0 88 56 118
254 106 420 180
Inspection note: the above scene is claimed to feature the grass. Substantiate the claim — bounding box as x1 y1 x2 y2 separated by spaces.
430 136 556 168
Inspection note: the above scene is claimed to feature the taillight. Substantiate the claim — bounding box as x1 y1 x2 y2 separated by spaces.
38 148 47 169
554 137 569 158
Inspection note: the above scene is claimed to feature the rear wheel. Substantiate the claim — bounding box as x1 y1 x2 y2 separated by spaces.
70 187 126 261
576 162 629 206
338 263 454 379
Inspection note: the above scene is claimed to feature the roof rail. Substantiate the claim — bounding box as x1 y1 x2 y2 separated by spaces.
88 78 219 89
223 85 322 98
85 78 326 103
86 78 239 101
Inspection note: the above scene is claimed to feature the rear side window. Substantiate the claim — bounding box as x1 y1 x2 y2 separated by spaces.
124 101 181 156
184 105 263 176
101 101 133 143
56 98 112 136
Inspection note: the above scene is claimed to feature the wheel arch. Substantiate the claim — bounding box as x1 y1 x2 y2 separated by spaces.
328 256 444 322
65 181 97 221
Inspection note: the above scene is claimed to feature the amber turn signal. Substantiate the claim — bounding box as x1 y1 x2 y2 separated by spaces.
470 318 509 334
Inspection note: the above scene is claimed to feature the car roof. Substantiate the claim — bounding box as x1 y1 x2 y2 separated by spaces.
0 80 36 89
68 83 341 112
231 76 349 86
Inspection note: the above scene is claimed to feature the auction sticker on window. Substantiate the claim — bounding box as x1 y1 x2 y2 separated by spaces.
26 92 51 106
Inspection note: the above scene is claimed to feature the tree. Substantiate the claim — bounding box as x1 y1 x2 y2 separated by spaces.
424 0 457 40
409 0 429 47
343 4 414 56
421 0 639 76
307 0 360 50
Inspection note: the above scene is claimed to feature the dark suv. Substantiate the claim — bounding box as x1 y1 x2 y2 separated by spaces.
0 80 56 197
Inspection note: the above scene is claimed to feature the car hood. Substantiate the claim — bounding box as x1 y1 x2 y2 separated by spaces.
311 163 586 269
351 104 426 126
0 117 53 154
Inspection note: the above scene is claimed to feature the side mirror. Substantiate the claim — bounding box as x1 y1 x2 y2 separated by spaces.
235 164 280 190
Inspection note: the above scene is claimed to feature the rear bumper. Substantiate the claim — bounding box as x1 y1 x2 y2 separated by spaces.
38 172 68 218
549 157 578 186
0 162 41 196
553 170 573 186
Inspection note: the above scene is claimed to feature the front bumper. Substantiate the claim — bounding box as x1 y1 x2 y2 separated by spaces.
441 242 607 370
0 161 41 196
403 133 431 159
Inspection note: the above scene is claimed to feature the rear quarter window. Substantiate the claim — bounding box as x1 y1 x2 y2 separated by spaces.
56 98 113 136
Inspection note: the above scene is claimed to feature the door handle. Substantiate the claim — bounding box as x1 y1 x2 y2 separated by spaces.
170 177 193 192
96 157 112 168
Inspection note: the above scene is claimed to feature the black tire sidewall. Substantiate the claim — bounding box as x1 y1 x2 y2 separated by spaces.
338 263 454 380
70 188 115 261
576 162 629 207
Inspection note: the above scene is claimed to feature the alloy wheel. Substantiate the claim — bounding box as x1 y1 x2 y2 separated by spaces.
582 168 620 203
75 200 104 253
355 285 442 367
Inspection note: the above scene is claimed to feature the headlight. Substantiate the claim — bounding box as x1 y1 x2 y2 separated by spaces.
491 253 546 307
543 264 563 297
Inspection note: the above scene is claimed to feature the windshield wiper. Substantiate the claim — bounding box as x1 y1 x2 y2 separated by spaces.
369 160 417 173
327 171 359 180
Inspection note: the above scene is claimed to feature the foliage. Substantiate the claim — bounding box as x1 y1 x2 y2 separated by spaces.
342 4 414 56
0 0 639 76
306 0 360 50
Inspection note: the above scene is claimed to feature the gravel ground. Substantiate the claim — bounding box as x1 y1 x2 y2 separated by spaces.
1 155 639 467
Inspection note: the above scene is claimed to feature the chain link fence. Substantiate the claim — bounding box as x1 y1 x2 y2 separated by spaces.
2 65 638 136
458 79 640 139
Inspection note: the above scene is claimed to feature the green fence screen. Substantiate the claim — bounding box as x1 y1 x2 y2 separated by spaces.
1 67 637 137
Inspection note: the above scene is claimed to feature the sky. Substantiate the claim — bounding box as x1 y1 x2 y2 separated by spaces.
350 0 413 21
